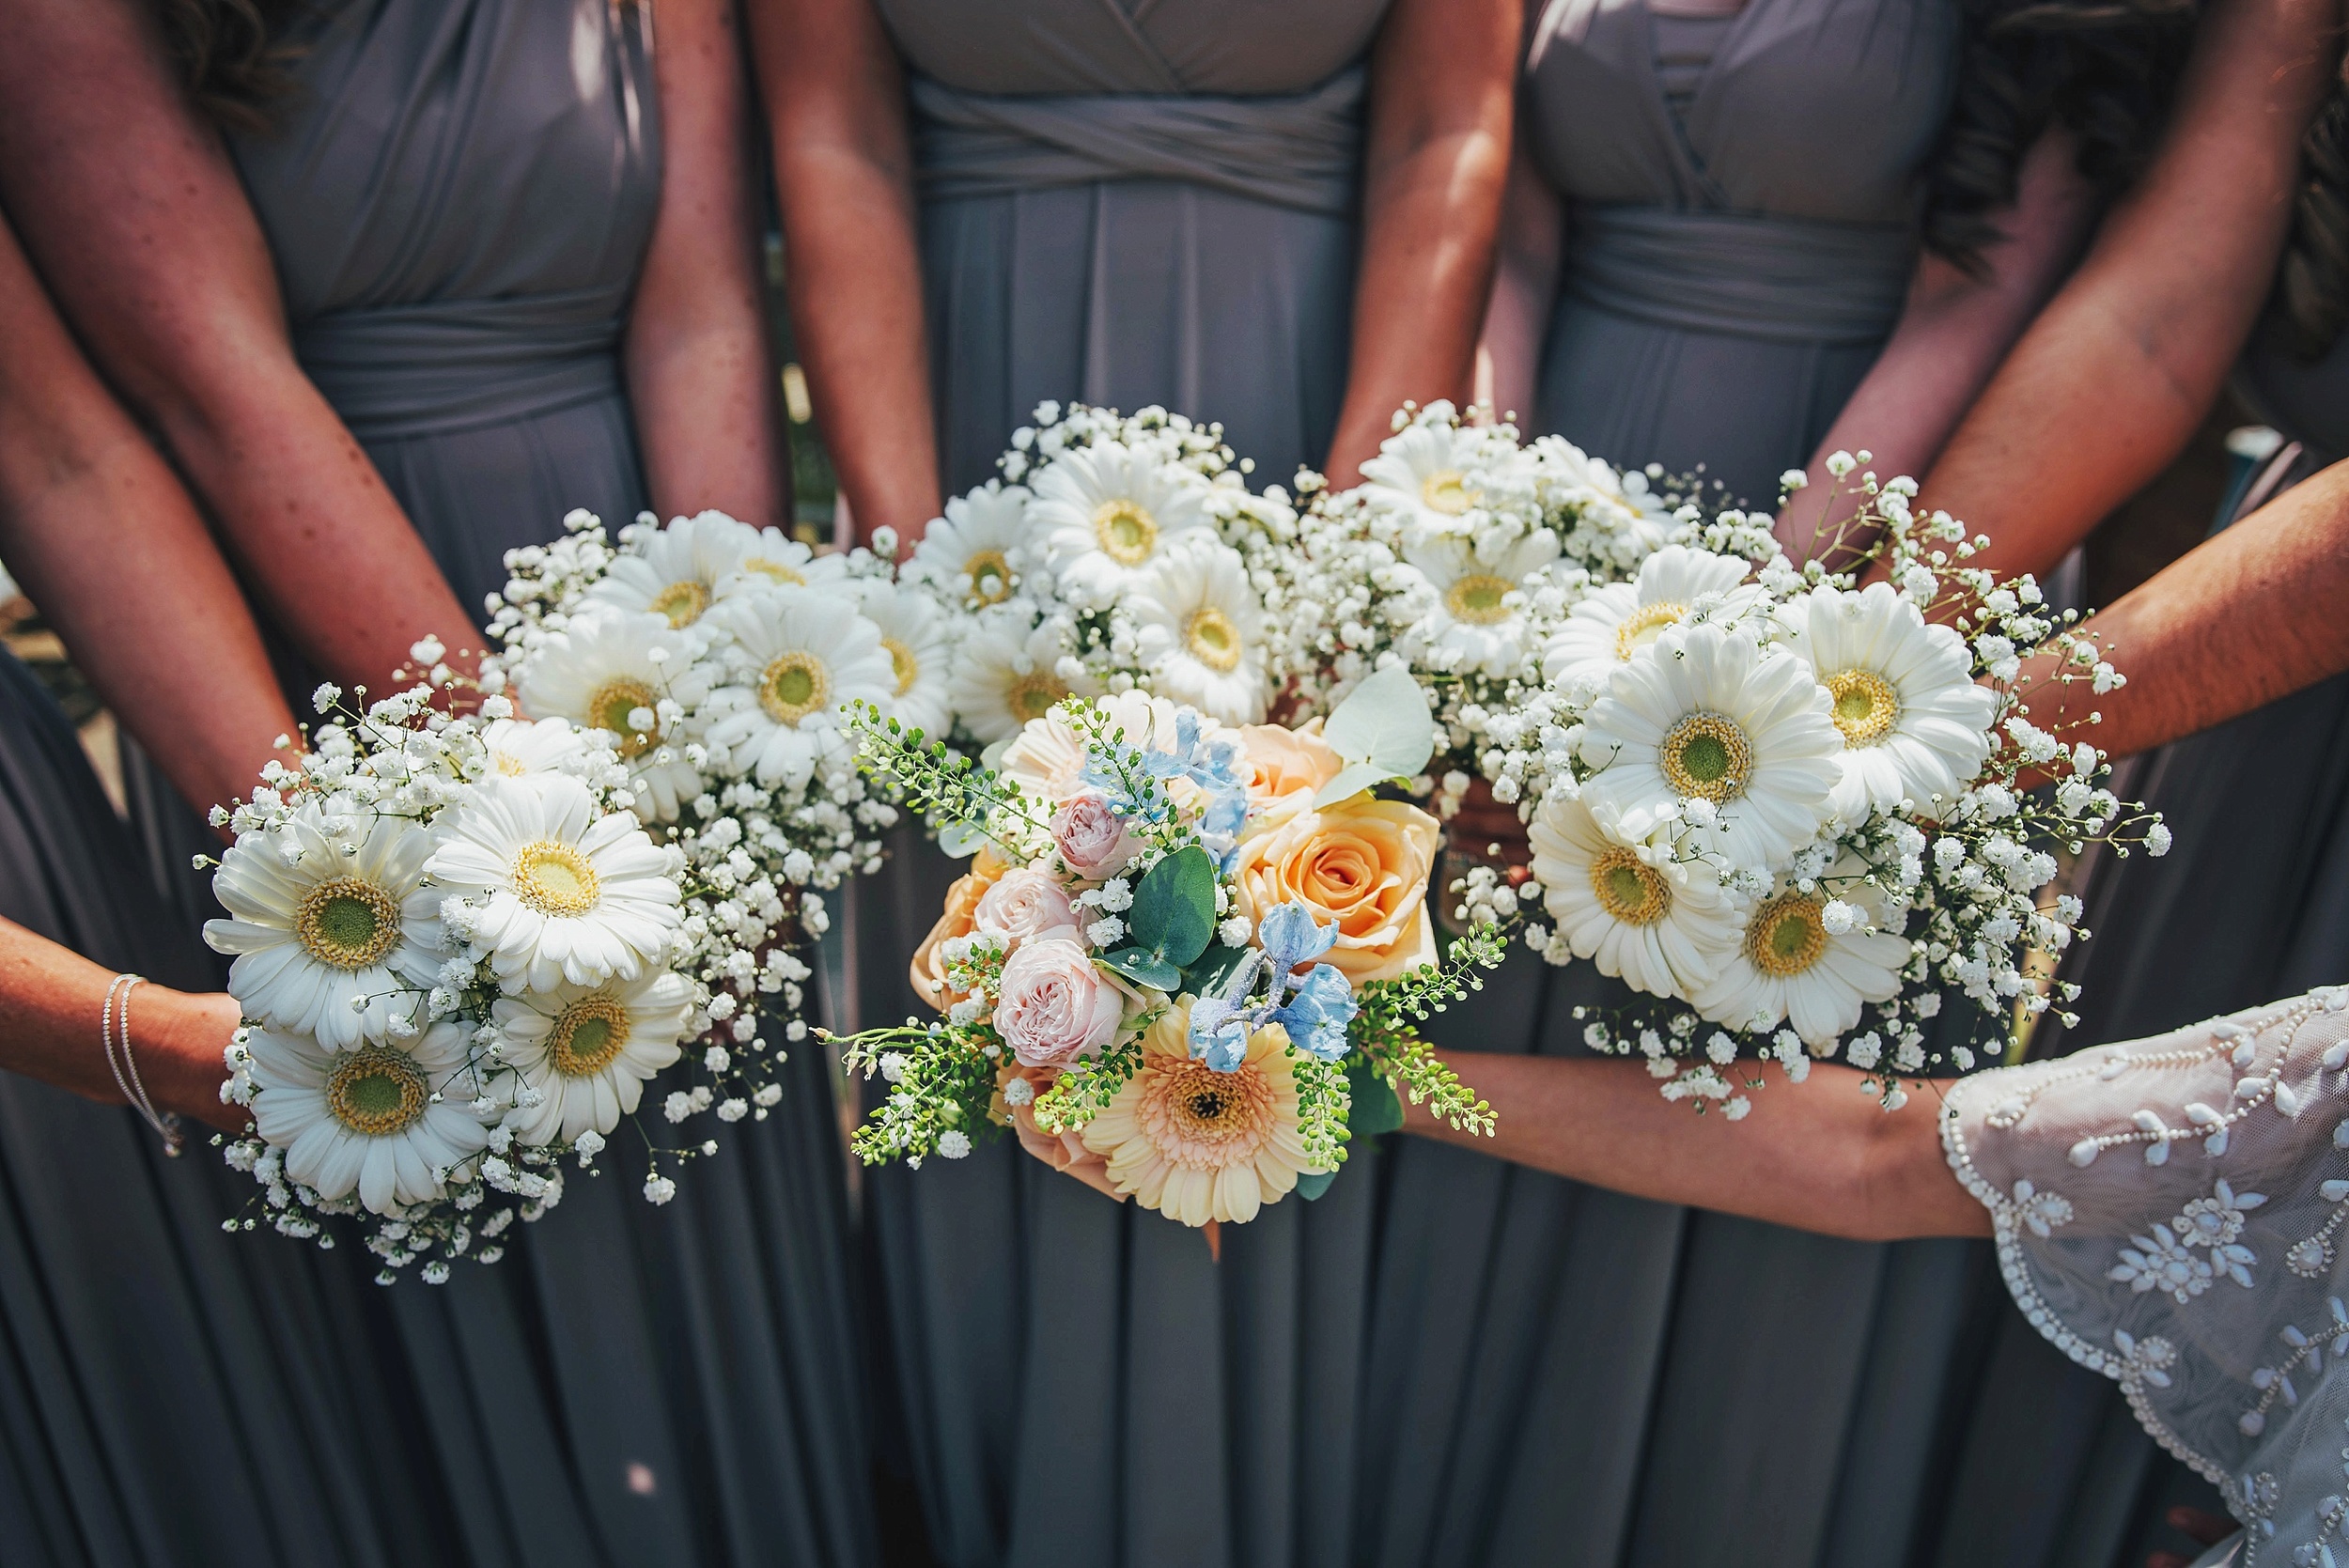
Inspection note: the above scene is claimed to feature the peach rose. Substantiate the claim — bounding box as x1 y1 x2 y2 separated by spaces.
909 849 1008 1011
972 867 1079 946
1239 720 1344 821
992 1064 1122 1202
1230 795 1439 983
993 937 1127 1068
1050 793 1139 879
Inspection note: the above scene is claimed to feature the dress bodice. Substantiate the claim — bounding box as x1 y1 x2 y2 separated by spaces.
874 0 1390 96
1521 0 1957 223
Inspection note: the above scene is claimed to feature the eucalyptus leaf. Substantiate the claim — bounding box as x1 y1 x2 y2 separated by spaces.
1314 665 1436 807
1294 1169 1339 1202
1128 846 1217 968
1100 948 1183 992
1182 942 1255 1000
1346 1059 1404 1136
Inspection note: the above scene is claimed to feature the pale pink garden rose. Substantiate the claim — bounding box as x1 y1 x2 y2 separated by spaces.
994 938 1127 1068
1050 793 1139 879
972 868 1079 946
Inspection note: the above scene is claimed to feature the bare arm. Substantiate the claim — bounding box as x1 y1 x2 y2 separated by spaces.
627 0 791 530
1474 141 1564 427
1322 0 1520 486
2016 456 2349 761
1914 0 2342 582
1777 131 2099 566
0 211 298 817
1399 1050 1989 1242
0 0 479 689
752 0 941 547
0 916 242 1132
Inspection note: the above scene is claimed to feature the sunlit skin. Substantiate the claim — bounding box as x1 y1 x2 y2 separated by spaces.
0 0 787 692
752 0 1518 549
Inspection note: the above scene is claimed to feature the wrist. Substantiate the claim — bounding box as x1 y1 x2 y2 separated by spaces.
133 988 243 1131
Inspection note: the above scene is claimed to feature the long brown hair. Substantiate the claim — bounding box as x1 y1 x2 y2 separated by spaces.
148 0 308 134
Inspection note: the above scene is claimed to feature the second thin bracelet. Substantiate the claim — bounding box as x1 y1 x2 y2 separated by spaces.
102 973 183 1157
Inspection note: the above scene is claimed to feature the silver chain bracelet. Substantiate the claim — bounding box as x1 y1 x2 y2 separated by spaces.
102 974 183 1157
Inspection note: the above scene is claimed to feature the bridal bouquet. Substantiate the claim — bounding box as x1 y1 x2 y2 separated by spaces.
204 664 787 1281
1471 460 2168 1113
895 402 1313 745
832 672 1501 1228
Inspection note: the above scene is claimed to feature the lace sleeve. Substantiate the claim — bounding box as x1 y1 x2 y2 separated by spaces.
1943 989 2349 1563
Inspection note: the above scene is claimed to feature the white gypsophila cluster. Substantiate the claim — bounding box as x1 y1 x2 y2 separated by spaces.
1468 457 2167 1115
204 655 795 1281
896 402 1315 749
1283 402 1690 815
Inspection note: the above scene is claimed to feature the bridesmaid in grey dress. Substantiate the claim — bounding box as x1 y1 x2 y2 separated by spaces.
757 2 1517 1562
1 4 873 1565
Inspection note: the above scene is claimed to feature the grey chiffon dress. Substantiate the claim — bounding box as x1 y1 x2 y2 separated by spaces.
211 5 874 1565
0 650 460 1568
848 5 1393 1564
1358 4 2153 1564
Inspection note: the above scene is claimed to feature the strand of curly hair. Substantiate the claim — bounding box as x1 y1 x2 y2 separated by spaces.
148 0 310 133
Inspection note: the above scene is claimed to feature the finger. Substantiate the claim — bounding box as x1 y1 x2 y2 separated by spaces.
2170 1505 2234 1545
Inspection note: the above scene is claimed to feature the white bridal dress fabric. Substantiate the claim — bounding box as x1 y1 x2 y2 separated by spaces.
1946 990 2349 1567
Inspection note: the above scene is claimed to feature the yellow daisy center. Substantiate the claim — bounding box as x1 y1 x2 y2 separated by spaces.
1092 499 1159 566
1746 892 1828 977
1659 711 1754 803
1184 606 1243 672
648 580 708 629
964 550 1015 606
881 637 920 696
327 1046 428 1137
1825 668 1901 748
587 675 661 759
759 651 832 726
547 993 632 1078
1007 671 1070 723
493 751 533 776
1420 469 1476 516
1443 574 1516 627
1588 847 1671 925
295 877 404 970
741 558 807 587
512 841 600 916
1614 600 1687 660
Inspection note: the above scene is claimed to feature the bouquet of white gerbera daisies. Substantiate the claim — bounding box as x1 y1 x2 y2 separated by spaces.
1464 459 2169 1114
829 671 1502 1231
204 657 797 1281
895 402 1314 749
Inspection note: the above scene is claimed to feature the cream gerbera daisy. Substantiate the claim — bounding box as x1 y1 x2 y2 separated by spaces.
1779 582 1999 821
701 587 895 789
712 523 850 602
946 611 1101 745
207 805 440 1049
1081 1005 1321 1227
1691 862 1910 1046
906 482 1034 610
1577 622 1843 872
1029 440 1212 609
1527 793 1743 997
514 609 709 821
585 509 762 629
476 716 589 781
1358 411 1503 531
492 969 692 1144
247 1020 492 1215
425 774 683 992
1399 528 1561 677
1543 544 1758 692
1129 538 1268 724
850 577 954 739
997 689 1201 802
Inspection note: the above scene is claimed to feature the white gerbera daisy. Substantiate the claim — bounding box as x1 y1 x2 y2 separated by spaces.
1399 528 1561 677
493 969 692 1145
425 774 683 992
850 577 954 739
247 1020 492 1215
1129 538 1268 724
1528 435 1675 566
585 509 763 629
515 609 709 821
1029 441 1212 608
702 587 895 789
1358 412 1501 531
1691 862 1910 1046
1528 793 1743 997
206 806 440 1049
1577 622 1843 872
998 689 1202 802
947 611 1101 745
1544 545 1758 691
906 482 1034 610
477 716 589 781
1779 582 1999 821
712 523 850 601
1081 1005 1321 1227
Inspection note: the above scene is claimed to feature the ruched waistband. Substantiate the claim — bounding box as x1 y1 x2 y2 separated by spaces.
294 288 628 442
1565 207 1915 346
910 67 1364 216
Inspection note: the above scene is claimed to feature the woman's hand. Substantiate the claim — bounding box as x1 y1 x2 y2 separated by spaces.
2146 1505 2237 1568
137 987 248 1136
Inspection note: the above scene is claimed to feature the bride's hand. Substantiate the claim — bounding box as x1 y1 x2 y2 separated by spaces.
2146 1504 2236 1568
